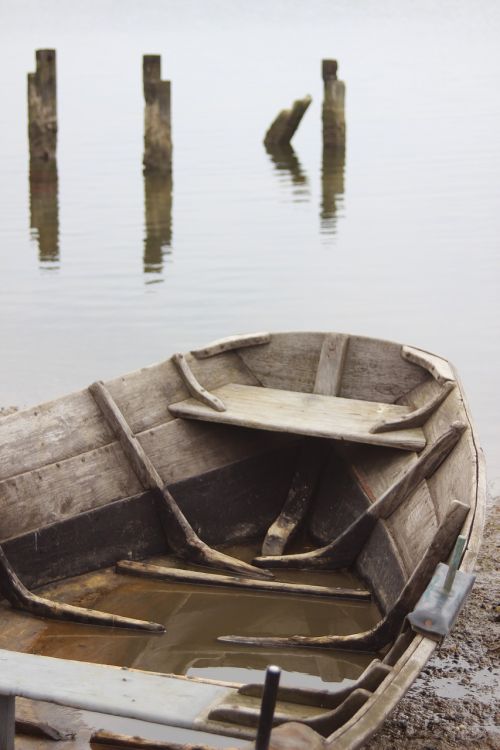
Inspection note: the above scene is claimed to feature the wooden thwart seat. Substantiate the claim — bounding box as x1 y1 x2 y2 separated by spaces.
169 384 426 451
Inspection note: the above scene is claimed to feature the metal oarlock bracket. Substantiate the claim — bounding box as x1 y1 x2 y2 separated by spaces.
408 535 475 640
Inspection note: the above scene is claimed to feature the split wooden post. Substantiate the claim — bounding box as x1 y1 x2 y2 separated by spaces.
0 695 15 750
322 60 345 148
263 95 312 148
143 55 172 173
28 49 57 163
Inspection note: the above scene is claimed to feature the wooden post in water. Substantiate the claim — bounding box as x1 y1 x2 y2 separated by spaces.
322 59 345 147
143 55 172 173
264 95 312 148
28 49 57 163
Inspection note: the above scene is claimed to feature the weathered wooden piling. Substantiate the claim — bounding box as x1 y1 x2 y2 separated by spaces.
263 95 312 148
322 59 345 147
143 55 172 173
28 49 57 163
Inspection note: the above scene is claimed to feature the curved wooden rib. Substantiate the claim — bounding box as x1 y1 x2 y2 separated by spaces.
402 345 455 385
191 332 271 359
0 546 164 632
89 381 272 580
172 352 226 412
261 439 329 557
219 500 469 651
116 560 370 601
254 422 466 570
371 381 455 434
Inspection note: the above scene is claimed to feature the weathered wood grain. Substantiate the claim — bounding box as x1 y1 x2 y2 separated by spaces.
313 333 350 396
169 384 426 451
339 336 429 404
2 444 297 589
116 561 370 601
237 332 325 393
105 350 259 435
172 353 226 411
0 422 290 542
89 381 272 580
0 649 234 731
371 381 455 433
0 546 164 632
0 391 115 482
264 96 312 147
254 422 464 571
262 334 350 556
401 345 455 384
191 332 271 359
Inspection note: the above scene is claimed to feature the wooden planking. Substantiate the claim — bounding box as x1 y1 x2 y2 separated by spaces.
402 345 455 385
2 444 298 588
169 384 426 451
0 649 233 731
339 336 430 404
191 332 271 359
313 333 349 396
0 420 291 542
104 351 260 435
0 442 142 541
356 521 407 614
3 491 165 588
0 391 115 482
238 331 325 393
399 376 476 523
385 482 439 577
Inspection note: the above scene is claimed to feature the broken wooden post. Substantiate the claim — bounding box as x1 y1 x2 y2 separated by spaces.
263 95 312 148
143 55 172 173
322 59 345 147
28 49 57 163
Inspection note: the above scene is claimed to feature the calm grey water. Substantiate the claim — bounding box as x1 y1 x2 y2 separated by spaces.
1 0 499 489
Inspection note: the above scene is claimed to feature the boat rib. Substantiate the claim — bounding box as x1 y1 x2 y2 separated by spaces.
89 380 272 580
218 499 470 651
254 421 466 569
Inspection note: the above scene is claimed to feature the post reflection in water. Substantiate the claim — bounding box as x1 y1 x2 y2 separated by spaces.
265 143 309 202
321 146 345 236
143 171 173 281
29 161 59 268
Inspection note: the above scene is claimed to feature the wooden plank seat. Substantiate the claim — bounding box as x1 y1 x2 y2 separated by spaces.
0 649 234 750
169 384 426 451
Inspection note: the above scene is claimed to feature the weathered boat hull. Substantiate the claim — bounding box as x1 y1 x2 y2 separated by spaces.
0 332 485 750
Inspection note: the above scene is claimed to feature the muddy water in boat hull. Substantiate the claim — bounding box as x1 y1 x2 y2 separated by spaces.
29 555 378 688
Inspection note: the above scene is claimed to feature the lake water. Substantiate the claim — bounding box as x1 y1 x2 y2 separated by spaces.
1 0 499 491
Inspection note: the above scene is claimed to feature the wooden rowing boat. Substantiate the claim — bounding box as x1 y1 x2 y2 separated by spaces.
0 331 485 750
